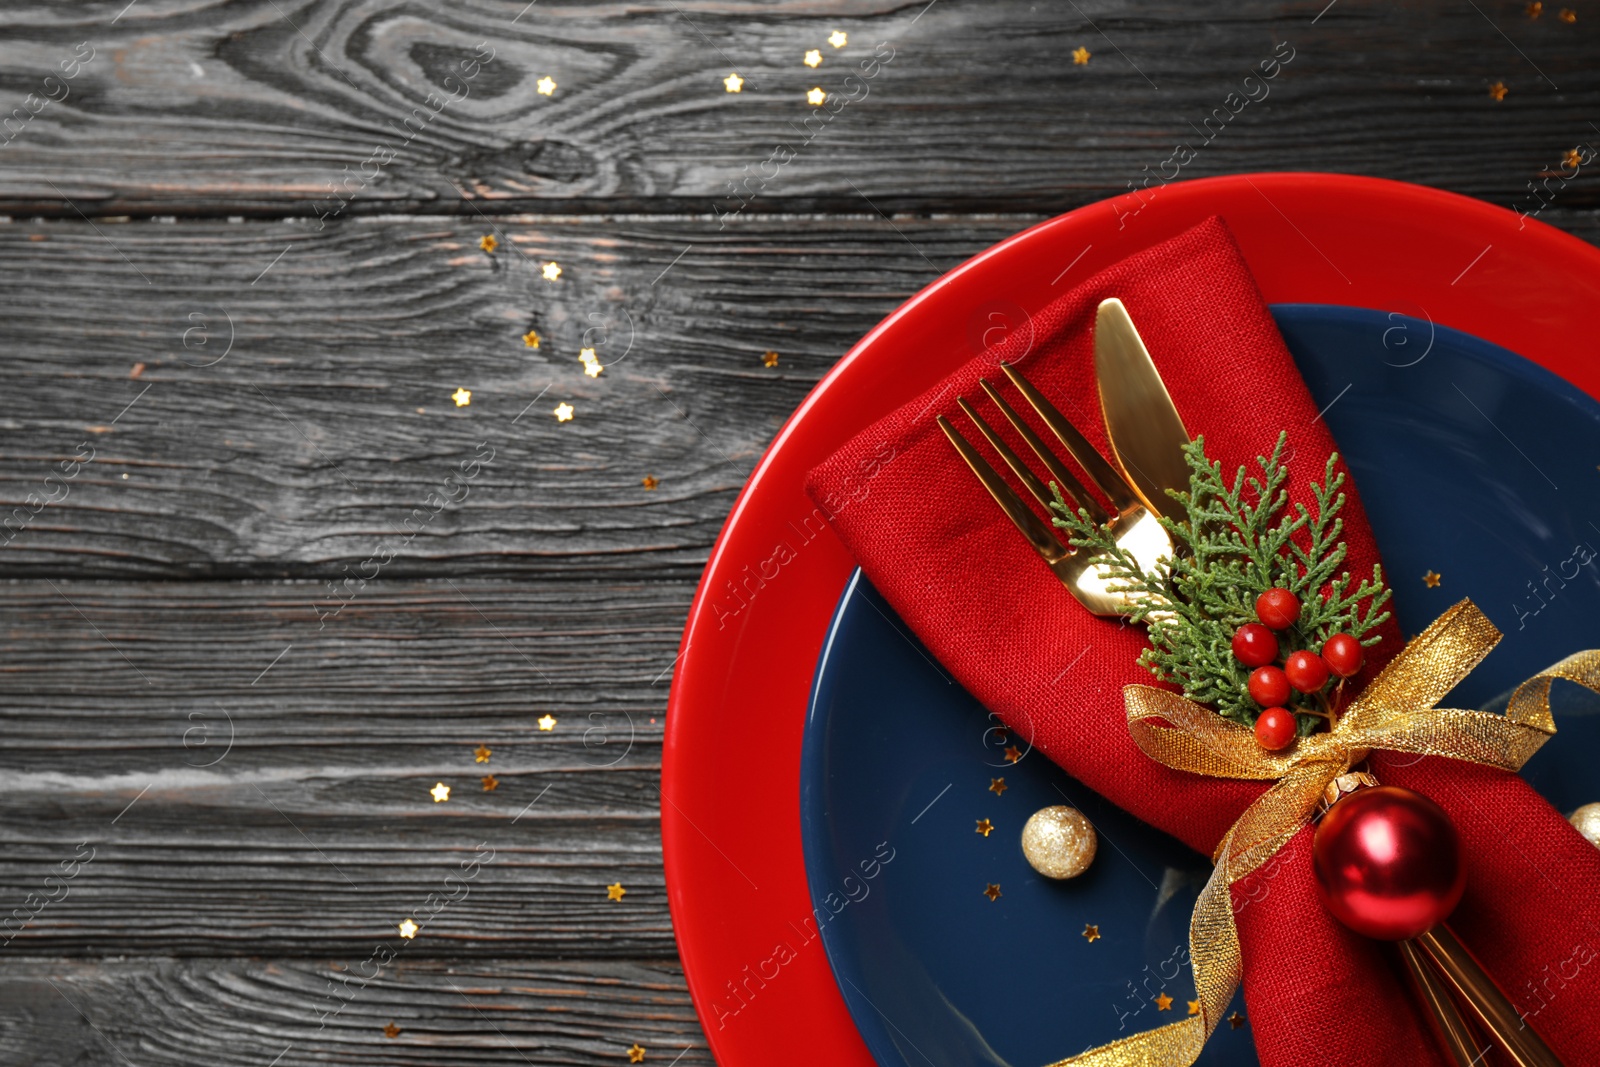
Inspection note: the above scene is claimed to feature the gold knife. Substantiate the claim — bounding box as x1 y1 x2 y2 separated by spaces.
1093 298 1192 520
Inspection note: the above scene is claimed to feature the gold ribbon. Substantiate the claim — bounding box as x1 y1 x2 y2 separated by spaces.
1048 599 1600 1067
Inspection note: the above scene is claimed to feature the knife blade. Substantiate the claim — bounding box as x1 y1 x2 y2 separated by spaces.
1093 297 1192 520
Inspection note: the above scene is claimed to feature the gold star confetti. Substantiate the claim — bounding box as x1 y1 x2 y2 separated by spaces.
542 261 562 281
1003 745 1022 764
579 347 603 378
474 745 491 763
1565 147 1584 168
1073 46 1091 65
537 75 557 96
430 782 451 803
804 49 822 68
1489 81 1508 101
1527 0 1543 15
1155 992 1174 1011
522 329 541 348
479 234 497 253
989 777 1007 796
762 350 780 368
1423 570 1441 588
1559 6 1576 20
1187 1000 1201 1016
983 883 1001 901
975 818 993 837
806 87 826 106
723 72 744 93
829 30 848 48
398 918 419 939
452 387 472 407
553 402 574 423
1229 1012 1246 1030
384 1022 401 1039
539 714 558 731
482 774 498 791
641 475 659 490
627 1045 647 1064
607 882 627 901
1082 923 1100 942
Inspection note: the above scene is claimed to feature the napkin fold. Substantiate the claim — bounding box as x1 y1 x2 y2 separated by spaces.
805 218 1600 1066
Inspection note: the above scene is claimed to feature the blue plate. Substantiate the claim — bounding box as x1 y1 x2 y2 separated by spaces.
800 304 1600 1067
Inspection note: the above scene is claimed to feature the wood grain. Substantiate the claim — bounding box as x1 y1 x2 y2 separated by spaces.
0 957 712 1066
0 0 1596 216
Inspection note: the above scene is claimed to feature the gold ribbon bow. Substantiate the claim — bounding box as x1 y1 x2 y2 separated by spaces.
1050 599 1600 1067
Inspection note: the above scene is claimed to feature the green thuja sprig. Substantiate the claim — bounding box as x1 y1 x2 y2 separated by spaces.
1049 432 1391 732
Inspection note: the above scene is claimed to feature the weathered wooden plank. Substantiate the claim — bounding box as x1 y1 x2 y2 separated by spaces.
0 957 712 1065
0 578 688 956
0 213 1005 578
0 0 1597 216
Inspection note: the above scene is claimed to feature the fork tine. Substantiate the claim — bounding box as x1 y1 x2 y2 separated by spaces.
955 396 1054 508
937 415 1070 564
976 379 1111 527
999 363 1141 513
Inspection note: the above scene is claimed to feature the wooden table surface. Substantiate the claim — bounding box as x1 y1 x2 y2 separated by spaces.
1 1 1595 1063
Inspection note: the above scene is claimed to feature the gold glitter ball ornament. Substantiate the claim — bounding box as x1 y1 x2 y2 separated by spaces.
1020 805 1097 879
1569 802 1600 847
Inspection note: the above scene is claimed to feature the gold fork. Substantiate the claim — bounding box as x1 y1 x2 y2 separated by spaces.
936 363 1173 617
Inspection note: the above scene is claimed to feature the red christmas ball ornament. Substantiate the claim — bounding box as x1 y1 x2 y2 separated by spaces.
1312 785 1466 940
1322 633 1365 678
1248 665 1290 707
1284 649 1331 693
1253 707 1297 751
1255 587 1301 630
1231 623 1279 668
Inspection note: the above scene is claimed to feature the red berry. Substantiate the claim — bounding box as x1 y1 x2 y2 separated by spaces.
1322 633 1365 678
1256 587 1302 630
1255 706 1298 751
1248 665 1291 707
1231 623 1279 667
1285 650 1331 693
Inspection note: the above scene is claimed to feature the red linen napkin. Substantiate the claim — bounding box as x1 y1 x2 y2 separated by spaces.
805 218 1600 1066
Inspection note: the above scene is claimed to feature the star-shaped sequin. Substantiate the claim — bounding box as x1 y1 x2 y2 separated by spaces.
398 918 419 939
1155 992 1174 1011
1559 6 1576 20
641 475 659 490
1003 745 1022 763
579 347 603 378
805 49 822 68
474 745 491 763
983 883 1001 901
1229 1012 1246 1030
1489 81 1508 101
762 350 780 368
384 1022 401 1038
829 30 848 47
542 261 562 281
538 714 558 731
452 387 471 407
806 87 826 106
607 882 627 901
975 818 993 837
482 774 498 791
522 329 541 349
1423 570 1441 588
553 402 574 422
1082 923 1100 942
1564 147 1584 168
1527 1 1543 15
627 1045 647 1063
724 72 744 93
1188 1000 1201 1016
989 777 1007 795
430 782 451 803
1073 46 1091 64
479 234 497 253
537 76 557 96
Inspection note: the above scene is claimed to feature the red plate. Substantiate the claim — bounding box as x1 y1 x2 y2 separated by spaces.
661 174 1600 1065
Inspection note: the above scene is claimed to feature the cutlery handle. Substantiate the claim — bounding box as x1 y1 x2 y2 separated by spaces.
1415 923 1565 1067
